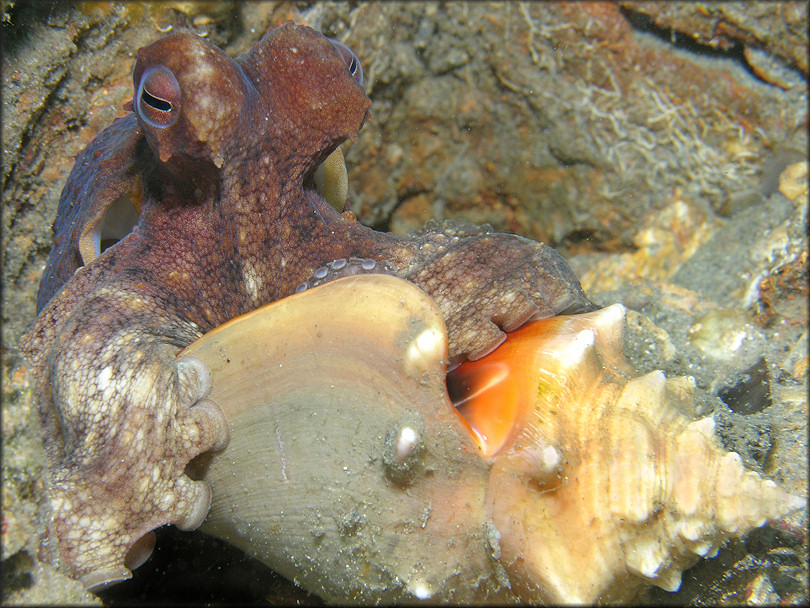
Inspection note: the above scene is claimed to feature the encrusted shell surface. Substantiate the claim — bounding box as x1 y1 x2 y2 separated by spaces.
180 275 805 603
473 306 805 602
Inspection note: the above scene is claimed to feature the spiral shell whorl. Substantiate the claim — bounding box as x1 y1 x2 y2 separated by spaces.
485 303 805 603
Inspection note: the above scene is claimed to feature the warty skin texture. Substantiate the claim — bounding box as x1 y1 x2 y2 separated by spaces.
20 22 593 589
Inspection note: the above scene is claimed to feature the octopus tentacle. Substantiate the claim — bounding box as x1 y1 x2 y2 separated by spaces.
35 114 144 313
170 475 214 532
34 287 229 586
294 256 397 293
392 226 597 361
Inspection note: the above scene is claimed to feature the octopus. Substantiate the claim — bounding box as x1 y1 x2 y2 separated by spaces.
19 22 594 590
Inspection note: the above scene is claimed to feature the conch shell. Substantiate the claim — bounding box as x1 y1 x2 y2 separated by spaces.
180 275 804 603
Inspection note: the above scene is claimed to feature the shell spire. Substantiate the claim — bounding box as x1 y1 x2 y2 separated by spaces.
614 377 806 593
477 303 806 603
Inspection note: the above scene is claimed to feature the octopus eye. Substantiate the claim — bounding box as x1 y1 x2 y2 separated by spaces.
328 38 364 88
136 65 180 129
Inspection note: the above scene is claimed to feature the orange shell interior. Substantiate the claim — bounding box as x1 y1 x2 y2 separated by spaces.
448 319 557 457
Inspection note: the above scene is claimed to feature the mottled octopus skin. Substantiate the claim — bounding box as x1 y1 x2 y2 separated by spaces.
20 23 593 588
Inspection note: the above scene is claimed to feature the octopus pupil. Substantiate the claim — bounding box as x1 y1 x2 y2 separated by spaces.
349 57 357 75
141 88 172 113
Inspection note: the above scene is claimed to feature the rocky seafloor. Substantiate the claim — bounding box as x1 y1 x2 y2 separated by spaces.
2 2 807 605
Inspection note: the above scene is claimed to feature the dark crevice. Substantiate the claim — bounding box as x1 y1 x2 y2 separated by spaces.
0 551 35 599
369 216 392 233
559 228 636 254
3 48 71 195
95 526 320 606
618 6 796 87
619 6 744 59
21 66 69 141
368 188 431 233
718 357 773 415
1 1 70 51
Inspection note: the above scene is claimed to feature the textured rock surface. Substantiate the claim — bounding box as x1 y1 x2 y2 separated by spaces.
618 2 808 77
2 1 806 605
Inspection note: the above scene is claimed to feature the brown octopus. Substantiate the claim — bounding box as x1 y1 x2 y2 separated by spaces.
20 22 593 590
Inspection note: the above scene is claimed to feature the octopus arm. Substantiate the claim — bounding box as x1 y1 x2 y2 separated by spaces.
294 212 595 365
398 225 596 363
37 114 145 312
29 281 229 590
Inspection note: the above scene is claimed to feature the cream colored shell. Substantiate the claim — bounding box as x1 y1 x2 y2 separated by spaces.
183 274 498 603
483 305 805 602
180 275 805 603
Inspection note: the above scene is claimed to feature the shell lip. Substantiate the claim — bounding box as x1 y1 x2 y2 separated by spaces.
447 306 627 457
